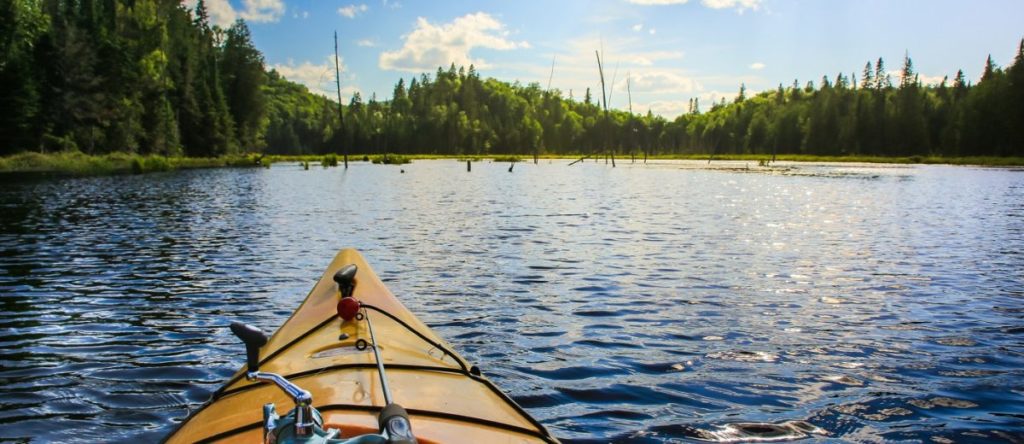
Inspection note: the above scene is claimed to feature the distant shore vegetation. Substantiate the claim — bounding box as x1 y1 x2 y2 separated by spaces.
3 151 1021 177
0 151 261 176
2 0 1022 172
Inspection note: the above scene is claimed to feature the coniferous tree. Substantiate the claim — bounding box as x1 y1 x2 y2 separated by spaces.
221 20 266 151
861 62 874 89
1 10 1022 161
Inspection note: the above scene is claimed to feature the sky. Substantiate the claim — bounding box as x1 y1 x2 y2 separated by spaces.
191 0 1024 118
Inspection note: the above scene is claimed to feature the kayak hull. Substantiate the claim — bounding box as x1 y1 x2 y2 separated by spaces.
165 249 555 443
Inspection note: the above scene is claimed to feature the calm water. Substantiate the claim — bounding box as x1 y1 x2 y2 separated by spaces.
1 160 1022 443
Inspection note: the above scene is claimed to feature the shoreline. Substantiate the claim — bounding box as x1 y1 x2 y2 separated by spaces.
0 151 263 177
2 151 1022 177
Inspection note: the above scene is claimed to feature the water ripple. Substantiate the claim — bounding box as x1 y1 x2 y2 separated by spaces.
0 161 1022 442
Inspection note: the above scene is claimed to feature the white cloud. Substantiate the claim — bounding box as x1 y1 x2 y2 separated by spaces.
628 0 762 11
239 0 285 22
698 89 739 105
623 70 702 94
627 0 689 4
631 24 657 35
338 4 368 19
917 73 947 86
523 36 690 103
357 39 377 47
271 57 361 99
632 56 654 66
630 51 683 66
200 0 236 25
749 62 766 70
637 100 690 118
700 0 762 12
379 13 529 72
886 70 947 86
559 36 685 68
186 0 285 26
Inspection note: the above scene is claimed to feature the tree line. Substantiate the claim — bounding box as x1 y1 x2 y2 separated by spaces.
1 0 267 157
2 0 1022 158
669 50 1024 158
326 46 1024 159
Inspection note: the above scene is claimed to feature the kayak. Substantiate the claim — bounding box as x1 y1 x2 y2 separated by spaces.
165 248 557 443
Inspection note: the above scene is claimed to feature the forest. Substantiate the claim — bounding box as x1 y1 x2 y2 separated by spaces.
2 0 1023 160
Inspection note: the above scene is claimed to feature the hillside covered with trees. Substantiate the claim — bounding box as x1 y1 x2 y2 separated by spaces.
322 48 1024 160
1 0 274 157
2 0 1022 159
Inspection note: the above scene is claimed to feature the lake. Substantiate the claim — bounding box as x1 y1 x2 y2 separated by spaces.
0 159 1022 442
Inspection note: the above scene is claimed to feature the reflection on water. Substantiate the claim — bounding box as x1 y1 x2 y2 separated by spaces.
0 160 1022 442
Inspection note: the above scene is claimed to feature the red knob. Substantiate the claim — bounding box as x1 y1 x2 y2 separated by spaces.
338 297 361 321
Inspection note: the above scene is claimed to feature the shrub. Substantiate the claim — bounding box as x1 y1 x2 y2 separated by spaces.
322 153 338 167
371 153 411 165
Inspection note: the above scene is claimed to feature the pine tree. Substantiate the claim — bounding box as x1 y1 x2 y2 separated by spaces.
221 20 267 151
861 61 874 89
836 73 848 89
900 52 916 89
874 58 890 89
194 0 210 29
0 0 49 154
1006 39 1024 155
981 54 998 81
953 69 967 95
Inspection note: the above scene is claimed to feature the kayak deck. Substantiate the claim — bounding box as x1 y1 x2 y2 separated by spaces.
166 249 556 443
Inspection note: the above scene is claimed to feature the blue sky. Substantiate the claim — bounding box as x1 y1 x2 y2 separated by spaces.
194 0 1024 117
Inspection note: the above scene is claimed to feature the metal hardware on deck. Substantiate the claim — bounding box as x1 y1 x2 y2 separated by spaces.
231 322 317 438
246 371 315 437
263 403 279 444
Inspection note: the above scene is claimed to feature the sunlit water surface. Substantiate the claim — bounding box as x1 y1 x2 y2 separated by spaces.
1 160 1022 443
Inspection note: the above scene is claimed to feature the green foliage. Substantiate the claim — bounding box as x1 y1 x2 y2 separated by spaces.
321 153 338 167
279 42 1024 160
2 2 1020 162
130 156 172 174
0 0 262 158
263 70 336 155
371 153 411 164
660 48 1024 158
40 134 78 152
221 20 267 151
0 151 261 175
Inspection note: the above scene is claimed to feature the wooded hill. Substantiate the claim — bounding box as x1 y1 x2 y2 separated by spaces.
3 0 1022 159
